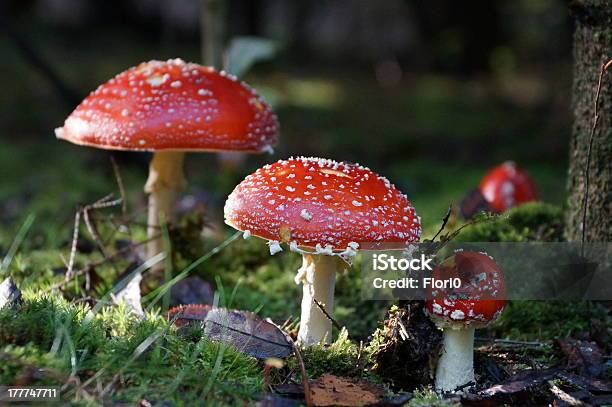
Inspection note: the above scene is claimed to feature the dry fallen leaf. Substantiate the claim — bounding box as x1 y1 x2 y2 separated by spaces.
203 308 293 359
167 304 211 327
309 374 385 407
479 368 561 397
556 338 603 378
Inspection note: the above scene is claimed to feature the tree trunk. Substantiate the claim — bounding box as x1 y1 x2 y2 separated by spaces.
566 0 612 242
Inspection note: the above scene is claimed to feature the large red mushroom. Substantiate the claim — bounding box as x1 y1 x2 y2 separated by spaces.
425 251 506 392
56 59 279 270
224 157 421 345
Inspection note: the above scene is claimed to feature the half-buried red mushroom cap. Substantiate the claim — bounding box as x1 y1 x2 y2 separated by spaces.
55 58 279 153
224 157 421 252
426 251 506 329
479 161 537 213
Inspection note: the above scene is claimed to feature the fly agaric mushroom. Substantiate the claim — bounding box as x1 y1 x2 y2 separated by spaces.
460 161 537 218
480 161 537 212
224 157 421 345
55 59 279 267
425 251 506 392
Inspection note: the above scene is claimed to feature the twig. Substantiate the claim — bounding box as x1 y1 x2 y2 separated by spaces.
83 206 107 259
291 341 313 407
427 215 492 256
66 210 81 280
82 195 122 257
312 298 342 331
110 155 127 215
428 204 452 242
397 318 410 341
65 194 122 280
46 234 160 293
474 337 549 347
581 59 611 255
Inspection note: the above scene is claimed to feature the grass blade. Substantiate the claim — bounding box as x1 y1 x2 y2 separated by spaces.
0 213 35 276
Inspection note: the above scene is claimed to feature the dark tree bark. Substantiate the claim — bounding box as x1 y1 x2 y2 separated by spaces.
566 0 612 242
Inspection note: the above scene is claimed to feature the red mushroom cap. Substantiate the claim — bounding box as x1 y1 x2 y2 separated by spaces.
479 161 537 213
224 157 421 251
425 251 506 329
55 59 279 152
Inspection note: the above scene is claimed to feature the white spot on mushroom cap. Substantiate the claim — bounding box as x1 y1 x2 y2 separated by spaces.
300 209 313 221
147 74 169 87
450 310 465 320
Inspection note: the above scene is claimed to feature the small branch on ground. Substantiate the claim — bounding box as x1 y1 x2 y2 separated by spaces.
475 337 549 347
49 235 160 293
65 194 122 280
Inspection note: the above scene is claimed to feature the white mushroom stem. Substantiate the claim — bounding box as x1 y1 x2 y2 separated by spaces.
144 151 186 264
435 327 475 392
295 254 342 345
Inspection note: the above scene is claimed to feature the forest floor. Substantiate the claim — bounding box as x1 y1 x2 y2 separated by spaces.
1 22 610 406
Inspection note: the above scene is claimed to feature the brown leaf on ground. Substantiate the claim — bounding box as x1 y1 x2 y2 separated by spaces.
549 384 589 407
480 368 561 397
556 339 603 378
557 371 612 393
203 308 293 359
167 304 211 327
309 374 385 407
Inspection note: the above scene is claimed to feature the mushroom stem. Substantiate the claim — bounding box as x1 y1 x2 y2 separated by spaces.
296 254 341 345
435 327 475 392
144 151 186 264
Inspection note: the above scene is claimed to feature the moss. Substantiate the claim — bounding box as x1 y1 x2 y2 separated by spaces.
492 300 611 344
455 202 564 242
407 388 458 406
0 292 263 405
289 328 363 379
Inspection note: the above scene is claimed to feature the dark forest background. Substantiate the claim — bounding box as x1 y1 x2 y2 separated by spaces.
0 0 574 237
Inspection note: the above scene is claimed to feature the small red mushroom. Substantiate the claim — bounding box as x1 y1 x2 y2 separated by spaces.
224 157 421 345
460 161 537 218
480 161 537 213
56 59 279 267
425 251 506 392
